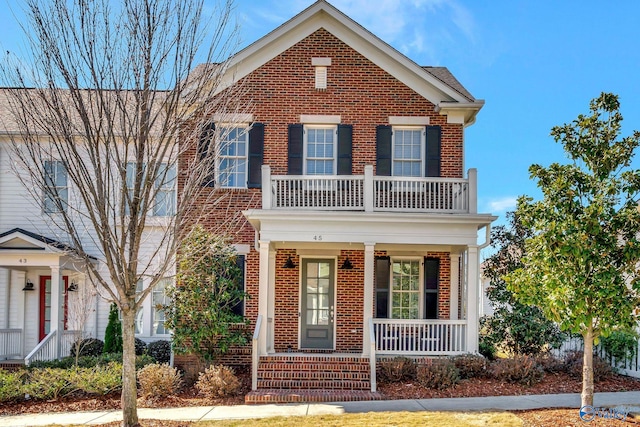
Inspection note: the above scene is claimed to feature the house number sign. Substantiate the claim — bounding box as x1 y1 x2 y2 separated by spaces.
313 235 323 241
18 258 28 264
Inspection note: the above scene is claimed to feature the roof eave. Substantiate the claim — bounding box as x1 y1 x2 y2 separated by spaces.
436 100 485 127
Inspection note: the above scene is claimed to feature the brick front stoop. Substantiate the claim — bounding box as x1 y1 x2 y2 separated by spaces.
245 355 384 404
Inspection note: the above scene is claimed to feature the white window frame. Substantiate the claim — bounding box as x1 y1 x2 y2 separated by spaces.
119 280 144 335
152 278 172 336
303 125 337 175
125 162 176 217
389 257 423 320
43 160 68 213
217 125 249 189
391 126 425 177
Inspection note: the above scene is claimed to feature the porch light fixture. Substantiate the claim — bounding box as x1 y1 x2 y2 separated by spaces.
22 280 35 291
68 282 78 292
283 256 296 269
340 257 354 270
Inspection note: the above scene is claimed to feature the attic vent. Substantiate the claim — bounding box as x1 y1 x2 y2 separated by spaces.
312 57 331 91
315 66 327 90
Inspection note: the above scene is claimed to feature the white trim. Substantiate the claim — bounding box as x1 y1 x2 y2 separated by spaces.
312 57 332 66
296 249 341 256
300 115 341 124
212 113 254 124
233 244 251 255
303 125 338 175
389 116 430 126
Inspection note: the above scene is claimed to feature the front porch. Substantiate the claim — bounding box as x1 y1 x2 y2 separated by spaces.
0 228 93 364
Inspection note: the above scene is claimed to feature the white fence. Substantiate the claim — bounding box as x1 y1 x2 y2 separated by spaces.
553 336 640 379
0 329 22 360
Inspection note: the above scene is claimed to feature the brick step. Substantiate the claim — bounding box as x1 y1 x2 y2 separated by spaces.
0 361 24 371
257 363 369 373
259 355 368 364
259 370 369 380
257 379 370 390
245 389 383 404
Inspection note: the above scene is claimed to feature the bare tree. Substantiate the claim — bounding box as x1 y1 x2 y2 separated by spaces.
0 0 250 425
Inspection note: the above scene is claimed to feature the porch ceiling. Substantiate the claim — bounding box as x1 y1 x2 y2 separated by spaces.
243 210 496 246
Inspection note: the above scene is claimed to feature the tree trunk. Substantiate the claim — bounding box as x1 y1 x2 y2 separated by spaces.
582 326 594 408
120 306 139 427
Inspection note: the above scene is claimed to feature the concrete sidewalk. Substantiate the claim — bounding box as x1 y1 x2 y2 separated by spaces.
1 391 639 426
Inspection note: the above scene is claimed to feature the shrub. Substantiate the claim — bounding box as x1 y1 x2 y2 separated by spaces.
137 363 182 398
103 303 123 354
31 353 154 370
377 357 416 383
70 338 104 358
534 354 565 374
491 356 544 386
600 330 638 363
135 338 148 356
453 354 487 379
147 340 171 364
195 365 241 398
0 370 25 402
416 359 459 390
25 368 73 400
479 336 497 361
564 351 614 381
71 362 122 395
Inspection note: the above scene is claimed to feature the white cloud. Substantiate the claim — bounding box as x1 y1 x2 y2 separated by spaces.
487 196 518 213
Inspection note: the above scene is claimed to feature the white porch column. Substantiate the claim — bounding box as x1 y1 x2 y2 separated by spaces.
49 265 63 359
450 253 460 320
1 268 9 328
257 240 271 355
267 248 276 353
362 243 375 355
465 246 479 353
364 166 374 212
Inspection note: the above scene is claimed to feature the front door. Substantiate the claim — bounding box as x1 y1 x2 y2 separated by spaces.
301 259 334 349
39 276 68 341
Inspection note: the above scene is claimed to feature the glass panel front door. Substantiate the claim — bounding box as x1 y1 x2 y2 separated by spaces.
301 259 334 349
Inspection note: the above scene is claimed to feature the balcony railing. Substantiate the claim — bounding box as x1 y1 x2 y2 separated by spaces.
372 319 467 355
262 165 477 214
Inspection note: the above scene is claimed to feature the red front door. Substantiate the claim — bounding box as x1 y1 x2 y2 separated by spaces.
39 276 68 341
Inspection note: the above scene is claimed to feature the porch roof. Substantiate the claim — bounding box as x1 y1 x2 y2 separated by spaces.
0 228 96 260
243 210 496 247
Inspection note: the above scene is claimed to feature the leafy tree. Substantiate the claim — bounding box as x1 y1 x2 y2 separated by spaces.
1 0 242 424
506 93 640 407
165 226 249 364
481 212 565 356
103 303 123 354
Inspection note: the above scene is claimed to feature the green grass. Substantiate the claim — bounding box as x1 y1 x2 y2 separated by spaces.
195 411 523 427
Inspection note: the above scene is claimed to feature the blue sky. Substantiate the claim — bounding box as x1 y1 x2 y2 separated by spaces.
2 0 640 226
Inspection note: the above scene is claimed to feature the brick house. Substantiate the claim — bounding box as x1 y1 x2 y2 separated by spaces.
179 1 495 402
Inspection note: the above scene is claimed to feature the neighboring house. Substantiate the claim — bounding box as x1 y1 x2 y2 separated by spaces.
0 92 174 365
178 1 496 402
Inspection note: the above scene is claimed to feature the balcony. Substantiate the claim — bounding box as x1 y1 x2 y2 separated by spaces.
261 165 477 214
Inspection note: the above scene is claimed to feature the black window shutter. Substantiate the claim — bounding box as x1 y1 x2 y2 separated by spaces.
376 125 392 176
337 124 353 175
288 124 304 175
424 257 439 319
247 123 264 188
425 125 441 177
231 255 246 317
375 256 391 318
199 123 216 187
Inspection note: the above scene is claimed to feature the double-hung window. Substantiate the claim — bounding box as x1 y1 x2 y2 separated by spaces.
305 126 337 175
391 259 421 319
392 128 425 177
43 160 68 213
152 278 172 335
218 126 248 188
125 162 176 217
153 163 176 216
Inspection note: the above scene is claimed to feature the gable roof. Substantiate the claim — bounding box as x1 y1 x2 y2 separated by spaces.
214 0 483 125
0 228 95 259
